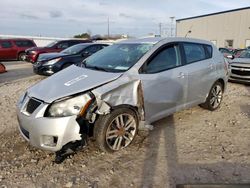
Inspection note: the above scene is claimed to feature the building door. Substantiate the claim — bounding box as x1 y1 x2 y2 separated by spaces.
225 40 233 48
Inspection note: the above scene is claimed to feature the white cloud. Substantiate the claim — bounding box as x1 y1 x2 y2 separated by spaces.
0 0 249 37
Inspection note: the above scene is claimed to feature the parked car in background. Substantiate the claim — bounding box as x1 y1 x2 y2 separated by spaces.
229 50 250 84
219 47 235 58
33 43 109 75
17 37 228 162
25 39 92 63
0 39 36 61
219 47 246 59
233 48 246 58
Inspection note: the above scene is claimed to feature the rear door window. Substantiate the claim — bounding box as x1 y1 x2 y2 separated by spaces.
57 42 69 49
183 43 206 64
14 40 35 47
1 41 13 48
85 45 102 54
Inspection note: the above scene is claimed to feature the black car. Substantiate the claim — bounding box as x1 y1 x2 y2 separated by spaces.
33 43 109 75
26 39 92 63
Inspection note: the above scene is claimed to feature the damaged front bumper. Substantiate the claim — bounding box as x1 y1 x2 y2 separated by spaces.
17 101 81 152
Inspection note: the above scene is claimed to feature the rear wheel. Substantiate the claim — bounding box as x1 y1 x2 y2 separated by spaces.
200 81 223 111
94 108 138 152
18 52 26 61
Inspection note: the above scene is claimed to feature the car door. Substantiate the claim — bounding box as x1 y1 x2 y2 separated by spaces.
139 43 188 123
181 42 215 105
0 41 16 60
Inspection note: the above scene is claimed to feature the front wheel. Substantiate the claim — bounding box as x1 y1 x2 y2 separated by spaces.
94 108 138 152
200 81 223 111
61 63 72 70
18 52 26 61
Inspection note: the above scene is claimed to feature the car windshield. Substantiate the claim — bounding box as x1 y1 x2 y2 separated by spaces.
80 43 153 72
239 50 250 58
61 44 87 55
46 41 58 48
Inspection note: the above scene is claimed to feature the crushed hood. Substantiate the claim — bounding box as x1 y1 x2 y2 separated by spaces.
231 58 250 64
27 65 122 103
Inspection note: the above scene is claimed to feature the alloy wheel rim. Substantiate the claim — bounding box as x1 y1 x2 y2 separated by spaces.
20 55 26 61
210 85 223 108
106 113 137 151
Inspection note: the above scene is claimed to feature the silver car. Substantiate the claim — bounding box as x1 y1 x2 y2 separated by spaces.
17 37 228 156
229 50 250 84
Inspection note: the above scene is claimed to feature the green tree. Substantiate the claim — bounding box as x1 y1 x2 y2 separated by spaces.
73 33 90 39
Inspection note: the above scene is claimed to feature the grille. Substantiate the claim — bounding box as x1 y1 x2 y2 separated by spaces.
26 98 42 114
231 76 250 81
20 126 29 139
231 65 250 69
232 69 250 76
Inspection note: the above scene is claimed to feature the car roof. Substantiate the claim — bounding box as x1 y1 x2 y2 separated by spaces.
0 38 33 41
117 37 213 46
118 37 164 44
56 39 91 42
71 43 109 47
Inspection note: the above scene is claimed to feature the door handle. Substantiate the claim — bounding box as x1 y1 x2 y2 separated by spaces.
178 72 185 78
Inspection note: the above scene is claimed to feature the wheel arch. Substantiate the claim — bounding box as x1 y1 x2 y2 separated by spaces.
216 78 225 92
111 104 140 121
61 62 73 70
17 51 25 60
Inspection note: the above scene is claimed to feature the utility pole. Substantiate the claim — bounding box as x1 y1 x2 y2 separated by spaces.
107 17 110 39
159 23 162 36
170 16 175 37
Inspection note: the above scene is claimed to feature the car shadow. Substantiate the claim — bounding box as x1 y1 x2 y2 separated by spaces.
140 113 250 187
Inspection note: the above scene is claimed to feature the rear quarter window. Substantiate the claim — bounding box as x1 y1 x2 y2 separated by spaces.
183 43 207 64
204 45 213 59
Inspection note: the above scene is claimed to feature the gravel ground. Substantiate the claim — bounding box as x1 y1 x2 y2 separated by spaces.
0 77 249 188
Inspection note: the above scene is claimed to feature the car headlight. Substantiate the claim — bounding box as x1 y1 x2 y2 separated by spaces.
44 58 62 65
47 93 93 117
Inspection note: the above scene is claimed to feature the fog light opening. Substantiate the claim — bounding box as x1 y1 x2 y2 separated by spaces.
42 135 58 147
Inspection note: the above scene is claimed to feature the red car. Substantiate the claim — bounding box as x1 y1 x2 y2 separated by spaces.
25 39 92 63
0 39 36 61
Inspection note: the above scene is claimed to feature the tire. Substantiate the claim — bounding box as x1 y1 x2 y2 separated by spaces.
61 63 72 69
200 81 223 111
94 108 138 153
18 52 26 61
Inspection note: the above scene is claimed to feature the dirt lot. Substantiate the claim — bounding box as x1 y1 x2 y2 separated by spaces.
0 73 249 187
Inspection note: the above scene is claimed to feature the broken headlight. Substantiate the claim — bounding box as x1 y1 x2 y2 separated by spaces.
47 93 93 117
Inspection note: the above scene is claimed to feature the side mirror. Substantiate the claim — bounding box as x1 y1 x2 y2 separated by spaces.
226 54 234 59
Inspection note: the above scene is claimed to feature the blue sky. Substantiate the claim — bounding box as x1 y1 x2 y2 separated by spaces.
0 0 249 37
